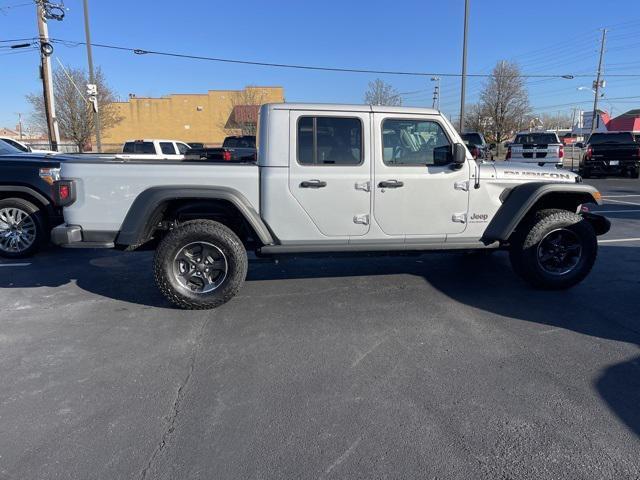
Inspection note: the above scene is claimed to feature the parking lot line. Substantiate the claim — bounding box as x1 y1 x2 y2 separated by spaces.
604 199 640 206
0 263 31 267
596 209 640 213
598 238 640 244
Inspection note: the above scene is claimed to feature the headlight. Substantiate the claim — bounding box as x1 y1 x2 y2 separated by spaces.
39 167 61 185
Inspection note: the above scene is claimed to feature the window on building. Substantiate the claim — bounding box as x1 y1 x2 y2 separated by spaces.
160 142 177 155
297 116 363 165
382 119 452 166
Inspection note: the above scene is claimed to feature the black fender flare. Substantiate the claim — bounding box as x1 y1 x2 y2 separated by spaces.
115 186 275 247
481 182 603 243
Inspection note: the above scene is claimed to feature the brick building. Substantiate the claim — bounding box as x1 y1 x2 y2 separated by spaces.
101 86 284 151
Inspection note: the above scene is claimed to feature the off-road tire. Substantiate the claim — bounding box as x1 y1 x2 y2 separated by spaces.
154 220 248 309
0 197 47 259
509 210 597 290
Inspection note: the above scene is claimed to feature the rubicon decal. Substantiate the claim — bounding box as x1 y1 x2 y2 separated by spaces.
504 170 573 180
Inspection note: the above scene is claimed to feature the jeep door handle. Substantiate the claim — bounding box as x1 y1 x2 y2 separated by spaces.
378 180 404 189
300 179 327 189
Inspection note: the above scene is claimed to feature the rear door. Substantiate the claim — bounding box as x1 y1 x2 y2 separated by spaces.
288 111 371 236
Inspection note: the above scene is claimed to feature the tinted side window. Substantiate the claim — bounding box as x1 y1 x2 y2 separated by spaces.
297 116 363 165
123 142 134 153
137 142 156 154
176 143 189 154
160 142 177 154
382 119 452 166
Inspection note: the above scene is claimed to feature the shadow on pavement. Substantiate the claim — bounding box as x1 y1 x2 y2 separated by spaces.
247 246 640 440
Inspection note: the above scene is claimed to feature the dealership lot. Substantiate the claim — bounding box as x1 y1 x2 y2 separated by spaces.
1 178 639 479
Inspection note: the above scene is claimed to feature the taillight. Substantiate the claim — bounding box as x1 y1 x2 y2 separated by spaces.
53 180 76 207
506 147 512 160
585 146 593 161
222 150 232 162
559 146 564 158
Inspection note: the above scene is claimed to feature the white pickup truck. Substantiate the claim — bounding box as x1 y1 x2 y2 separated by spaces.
118 139 192 160
52 103 609 309
506 131 564 167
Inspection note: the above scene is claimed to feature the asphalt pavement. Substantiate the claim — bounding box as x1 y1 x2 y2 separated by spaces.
0 178 639 480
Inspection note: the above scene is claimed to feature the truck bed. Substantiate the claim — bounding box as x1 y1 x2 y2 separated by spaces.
61 159 259 232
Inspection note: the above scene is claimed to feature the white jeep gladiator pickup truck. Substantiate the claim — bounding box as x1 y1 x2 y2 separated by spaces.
52 103 610 309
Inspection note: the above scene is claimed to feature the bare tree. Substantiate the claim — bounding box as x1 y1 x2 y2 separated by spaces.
464 103 491 135
477 61 530 144
26 67 122 151
364 79 402 106
222 87 268 136
538 112 573 130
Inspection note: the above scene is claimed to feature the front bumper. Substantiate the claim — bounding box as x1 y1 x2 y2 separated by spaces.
582 212 611 236
51 224 116 248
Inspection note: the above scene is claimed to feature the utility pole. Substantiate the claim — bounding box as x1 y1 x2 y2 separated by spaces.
431 76 440 110
83 0 101 152
36 2 61 150
590 29 607 137
16 113 23 140
459 0 470 132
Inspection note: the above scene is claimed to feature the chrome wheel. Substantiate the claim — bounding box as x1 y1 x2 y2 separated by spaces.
536 228 582 276
172 241 228 294
0 207 37 254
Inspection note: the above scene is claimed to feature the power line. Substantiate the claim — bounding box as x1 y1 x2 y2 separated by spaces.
50 38 634 79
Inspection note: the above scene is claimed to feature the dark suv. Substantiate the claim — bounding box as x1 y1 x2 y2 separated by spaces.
460 132 494 161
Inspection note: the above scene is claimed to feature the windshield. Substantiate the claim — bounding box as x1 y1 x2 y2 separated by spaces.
514 133 559 144
588 132 635 144
461 133 483 145
0 139 22 155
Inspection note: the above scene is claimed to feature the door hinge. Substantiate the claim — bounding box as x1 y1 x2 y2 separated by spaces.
454 180 469 191
355 181 370 192
353 214 370 225
452 213 467 223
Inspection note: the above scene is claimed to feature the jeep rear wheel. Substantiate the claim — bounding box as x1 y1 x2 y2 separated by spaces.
509 210 597 290
154 220 248 309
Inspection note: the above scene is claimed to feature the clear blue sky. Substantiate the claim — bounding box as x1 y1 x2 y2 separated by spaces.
1 0 639 130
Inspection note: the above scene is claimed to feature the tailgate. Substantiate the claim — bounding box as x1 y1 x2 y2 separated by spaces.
512 143 560 159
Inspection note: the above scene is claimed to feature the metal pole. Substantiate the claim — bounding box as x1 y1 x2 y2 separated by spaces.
590 29 607 138
83 0 102 152
17 113 23 140
459 0 469 132
36 3 60 150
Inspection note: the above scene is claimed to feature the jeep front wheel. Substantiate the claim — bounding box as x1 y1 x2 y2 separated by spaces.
154 220 248 309
509 210 597 290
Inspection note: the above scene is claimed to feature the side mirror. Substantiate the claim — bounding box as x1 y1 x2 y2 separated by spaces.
453 143 467 166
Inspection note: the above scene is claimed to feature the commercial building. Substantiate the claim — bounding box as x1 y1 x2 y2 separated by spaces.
101 86 284 151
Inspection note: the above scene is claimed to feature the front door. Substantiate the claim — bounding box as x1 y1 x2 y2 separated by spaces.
373 114 470 236
288 111 371 236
